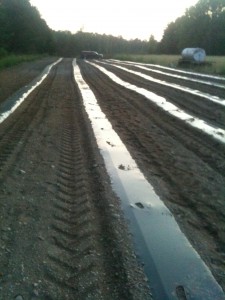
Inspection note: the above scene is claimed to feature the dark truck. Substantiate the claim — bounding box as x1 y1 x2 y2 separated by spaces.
80 51 103 59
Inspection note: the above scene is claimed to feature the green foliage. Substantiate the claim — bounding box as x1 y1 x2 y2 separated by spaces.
0 0 224 60
0 0 54 54
0 54 44 70
160 0 225 55
148 35 158 54
205 56 225 75
113 54 180 66
0 47 8 58
53 31 149 57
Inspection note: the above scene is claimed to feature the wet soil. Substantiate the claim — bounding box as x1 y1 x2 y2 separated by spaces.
78 59 225 292
0 59 151 299
0 57 224 298
0 58 57 105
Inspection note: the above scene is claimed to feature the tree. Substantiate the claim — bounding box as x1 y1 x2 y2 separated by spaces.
159 0 225 55
0 0 54 54
148 35 158 54
160 22 179 54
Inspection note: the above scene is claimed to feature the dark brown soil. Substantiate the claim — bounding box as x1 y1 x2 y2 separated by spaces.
0 57 57 104
78 59 225 292
0 57 224 299
0 59 151 299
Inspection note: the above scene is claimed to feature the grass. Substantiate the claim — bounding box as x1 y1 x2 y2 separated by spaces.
112 54 225 76
204 56 225 75
113 54 180 67
0 54 45 70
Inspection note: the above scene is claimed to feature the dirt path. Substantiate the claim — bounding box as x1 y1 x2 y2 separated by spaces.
0 59 151 299
78 59 225 292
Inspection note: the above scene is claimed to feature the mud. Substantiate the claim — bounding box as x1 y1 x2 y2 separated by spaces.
0 59 151 299
77 59 225 293
0 57 224 298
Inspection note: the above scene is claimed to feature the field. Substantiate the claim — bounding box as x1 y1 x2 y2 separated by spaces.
0 54 46 70
113 54 225 75
0 58 224 299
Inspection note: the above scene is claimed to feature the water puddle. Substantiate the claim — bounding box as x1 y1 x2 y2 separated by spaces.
0 58 62 124
73 59 225 300
111 60 225 90
102 61 225 107
89 62 225 144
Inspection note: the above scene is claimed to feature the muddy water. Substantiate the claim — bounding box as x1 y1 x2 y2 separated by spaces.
74 60 225 300
89 62 225 144
0 58 61 124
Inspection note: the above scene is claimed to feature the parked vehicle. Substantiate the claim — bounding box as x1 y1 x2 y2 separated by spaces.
80 51 103 59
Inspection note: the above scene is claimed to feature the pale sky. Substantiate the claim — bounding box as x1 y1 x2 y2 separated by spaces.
30 0 199 41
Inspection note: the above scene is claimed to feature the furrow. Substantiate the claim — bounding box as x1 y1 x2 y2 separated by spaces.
0 64 58 177
45 98 106 298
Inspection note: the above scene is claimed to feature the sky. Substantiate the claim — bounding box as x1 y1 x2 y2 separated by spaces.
30 0 199 41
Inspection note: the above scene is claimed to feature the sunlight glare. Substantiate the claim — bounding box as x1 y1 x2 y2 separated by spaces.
30 0 199 40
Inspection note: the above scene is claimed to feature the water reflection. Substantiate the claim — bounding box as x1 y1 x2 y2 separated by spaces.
73 59 225 300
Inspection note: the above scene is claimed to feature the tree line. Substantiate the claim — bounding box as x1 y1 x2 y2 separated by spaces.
0 0 224 58
53 30 149 57
0 0 54 55
159 0 225 55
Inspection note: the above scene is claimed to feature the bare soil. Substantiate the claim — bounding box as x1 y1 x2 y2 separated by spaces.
0 57 224 299
78 59 225 292
0 59 151 299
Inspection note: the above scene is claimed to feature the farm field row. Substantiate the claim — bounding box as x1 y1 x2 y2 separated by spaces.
78 58 225 295
0 58 224 299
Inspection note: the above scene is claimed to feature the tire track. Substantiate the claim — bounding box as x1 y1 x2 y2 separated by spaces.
44 60 151 299
46 111 103 299
77 59 225 290
78 60 225 177
128 62 225 84
0 59 152 299
109 60 225 98
0 58 57 105
0 63 58 178
95 61 225 128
